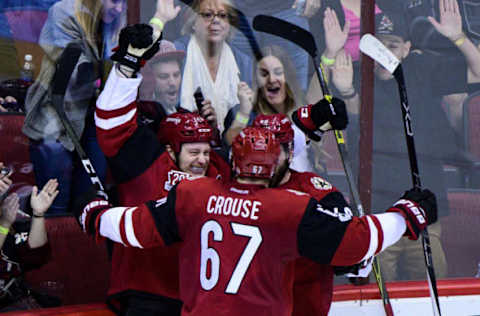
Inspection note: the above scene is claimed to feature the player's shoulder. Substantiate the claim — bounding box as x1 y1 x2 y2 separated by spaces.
290 170 336 192
262 187 312 205
177 175 220 191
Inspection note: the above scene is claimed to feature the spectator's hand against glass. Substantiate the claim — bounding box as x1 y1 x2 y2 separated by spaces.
0 99 6 112
5 96 17 104
428 0 463 41
154 0 181 25
293 0 321 18
0 193 19 228
0 163 12 196
0 96 18 113
30 179 59 217
331 50 354 96
324 7 350 59
237 82 254 115
200 99 218 128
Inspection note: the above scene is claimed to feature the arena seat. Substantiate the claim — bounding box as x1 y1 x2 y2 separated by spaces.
441 189 480 277
0 113 36 207
0 113 111 305
25 216 111 305
461 90 480 187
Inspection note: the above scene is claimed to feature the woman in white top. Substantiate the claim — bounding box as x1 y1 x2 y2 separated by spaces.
175 0 253 132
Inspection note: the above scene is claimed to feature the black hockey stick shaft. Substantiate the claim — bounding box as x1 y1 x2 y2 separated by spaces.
393 65 441 316
51 42 107 198
252 15 394 316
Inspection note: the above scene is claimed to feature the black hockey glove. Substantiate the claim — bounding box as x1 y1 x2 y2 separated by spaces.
292 97 348 142
111 23 162 74
386 188 437 240
72 187 111 235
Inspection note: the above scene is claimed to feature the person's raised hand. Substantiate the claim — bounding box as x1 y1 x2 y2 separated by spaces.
154 0 181 26
323 7 350 59
237 82 254 115
331 50 354 96
428 0 463 41
30 179 59 217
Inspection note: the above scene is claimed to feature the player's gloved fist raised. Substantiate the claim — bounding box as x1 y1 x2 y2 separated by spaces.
292 97 348 142
111 23 162 74
387 188 437 240
73 187 111 235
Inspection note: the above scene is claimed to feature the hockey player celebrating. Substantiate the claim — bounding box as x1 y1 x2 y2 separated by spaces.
76 125 438 316
253 113 347 316
93 1 228 314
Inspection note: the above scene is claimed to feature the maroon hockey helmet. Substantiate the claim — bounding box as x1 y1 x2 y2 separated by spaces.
253 113 294 144
232 127 281 179
157 112 213 153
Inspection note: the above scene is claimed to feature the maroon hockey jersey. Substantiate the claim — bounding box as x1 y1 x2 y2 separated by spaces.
279 170 341 316
94 70 230 302
93 177 401 316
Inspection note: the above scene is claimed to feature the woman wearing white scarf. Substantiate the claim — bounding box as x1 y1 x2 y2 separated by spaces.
179 0 242 133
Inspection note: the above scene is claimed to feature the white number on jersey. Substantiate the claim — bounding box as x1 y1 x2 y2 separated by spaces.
200 221 263 294
315 204 353 222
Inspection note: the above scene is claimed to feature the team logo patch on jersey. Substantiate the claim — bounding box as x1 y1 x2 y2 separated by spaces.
310 177 332 190
164 170 194 191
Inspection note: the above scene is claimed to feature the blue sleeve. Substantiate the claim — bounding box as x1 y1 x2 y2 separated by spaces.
233 48 253 88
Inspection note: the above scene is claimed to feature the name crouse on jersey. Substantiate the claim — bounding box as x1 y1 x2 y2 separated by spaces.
94 176 404 316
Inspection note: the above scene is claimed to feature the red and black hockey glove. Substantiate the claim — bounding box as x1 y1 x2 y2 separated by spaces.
387 188 437 240
292 97 348 142
73 187 111 235
111 23 162 74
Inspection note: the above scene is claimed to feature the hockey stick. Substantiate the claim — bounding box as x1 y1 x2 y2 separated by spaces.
51 42 108 199
252 15 394 316
360 33 442 316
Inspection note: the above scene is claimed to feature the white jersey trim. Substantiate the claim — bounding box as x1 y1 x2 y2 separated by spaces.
361 216 379 262
95 108 136 130
96 67 142 111
375 212 407 252
99 207 130 245
124 207 143 248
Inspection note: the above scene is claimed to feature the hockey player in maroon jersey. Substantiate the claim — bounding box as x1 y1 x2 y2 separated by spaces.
253 113 343 316
76 126 438 316
92 2 229 313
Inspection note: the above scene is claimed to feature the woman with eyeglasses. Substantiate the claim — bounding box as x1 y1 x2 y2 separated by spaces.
174 0 253 132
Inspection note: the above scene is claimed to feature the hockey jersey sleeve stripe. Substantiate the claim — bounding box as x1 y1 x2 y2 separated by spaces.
95 100 137 120
96 67 142 112
124 207 143 248
374 213 406 252
360 216 379 262
99 207 130 246
370 215 384 255
94 108 137 130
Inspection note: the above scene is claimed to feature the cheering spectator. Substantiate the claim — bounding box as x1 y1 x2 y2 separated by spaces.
22 0 126 214
230 0 320 91
140 40 186 115
0 164 59 311
175 0 253 132
223 45 318 172
346 3 480 281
